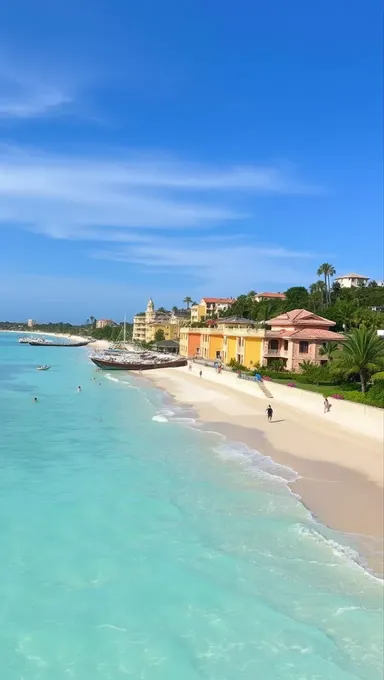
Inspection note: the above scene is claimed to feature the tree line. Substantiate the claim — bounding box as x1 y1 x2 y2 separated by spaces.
218 264 384 331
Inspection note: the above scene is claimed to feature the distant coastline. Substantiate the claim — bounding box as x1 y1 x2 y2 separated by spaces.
0 329 110 350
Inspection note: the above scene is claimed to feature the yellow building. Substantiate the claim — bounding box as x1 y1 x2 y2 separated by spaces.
133 298 191 344
179 318 264 369
146 322 180 343
190 297 235 323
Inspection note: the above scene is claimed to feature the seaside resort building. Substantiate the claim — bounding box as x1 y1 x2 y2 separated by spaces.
190 297 235 323
180 309 344 372
132 298 190 344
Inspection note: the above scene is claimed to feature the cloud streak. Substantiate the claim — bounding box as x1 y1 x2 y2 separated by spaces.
0 67 71 118
0 146 320 237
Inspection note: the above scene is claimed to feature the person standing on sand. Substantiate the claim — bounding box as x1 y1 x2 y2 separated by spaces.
324 397 331 413
266 405 273 422
199 370 203 378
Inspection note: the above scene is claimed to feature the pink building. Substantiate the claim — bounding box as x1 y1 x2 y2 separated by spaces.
263 309 344 372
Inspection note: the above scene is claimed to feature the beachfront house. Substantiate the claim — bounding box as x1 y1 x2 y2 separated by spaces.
180 309 345 372
190 297 235 323
132 298 191 344
263 309 344 371
254 292 286 303
179 317 264 368
334 273 370 288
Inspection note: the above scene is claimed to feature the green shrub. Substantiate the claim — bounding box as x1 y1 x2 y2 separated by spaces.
372 371 384 382
366 380 384 407
228 358 248 372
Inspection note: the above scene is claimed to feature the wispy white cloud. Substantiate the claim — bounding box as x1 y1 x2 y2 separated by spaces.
0 66 72 118
0 146 320 238
91 237 318 293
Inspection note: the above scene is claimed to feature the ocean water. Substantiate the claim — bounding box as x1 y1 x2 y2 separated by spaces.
0 333 382 680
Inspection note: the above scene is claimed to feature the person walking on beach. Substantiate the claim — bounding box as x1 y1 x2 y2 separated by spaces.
324 397 331 413
266 404 273 422
199 370 203 378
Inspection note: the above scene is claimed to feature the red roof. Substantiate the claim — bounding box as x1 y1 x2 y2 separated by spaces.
266 328 344 341
267 309 336 327
202 297 234 303
285 328 344 340
257 292 286 299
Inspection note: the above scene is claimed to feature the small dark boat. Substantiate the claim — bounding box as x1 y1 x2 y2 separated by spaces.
29 340 90 347
90 356 187 371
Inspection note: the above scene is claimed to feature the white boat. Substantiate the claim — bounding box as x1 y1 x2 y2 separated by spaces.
36 365 51 371
18 336 36 344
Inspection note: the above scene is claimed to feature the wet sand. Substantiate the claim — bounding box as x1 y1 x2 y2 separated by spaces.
144 366 384 575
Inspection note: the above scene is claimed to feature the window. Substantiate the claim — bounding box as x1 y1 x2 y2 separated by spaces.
299 341 309 354
269 339 279 351
283 340 288 351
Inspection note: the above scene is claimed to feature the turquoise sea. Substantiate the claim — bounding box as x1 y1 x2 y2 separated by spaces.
0 332 382 680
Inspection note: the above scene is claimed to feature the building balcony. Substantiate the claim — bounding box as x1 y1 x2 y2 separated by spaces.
263 347 289 357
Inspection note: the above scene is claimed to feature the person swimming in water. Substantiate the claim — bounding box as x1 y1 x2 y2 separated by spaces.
77 386 82 392
33 397 38 402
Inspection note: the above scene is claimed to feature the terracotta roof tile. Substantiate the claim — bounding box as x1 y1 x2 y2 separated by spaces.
202 297 234 303
282 328 344 340
257 292 286 298
266 308 335 327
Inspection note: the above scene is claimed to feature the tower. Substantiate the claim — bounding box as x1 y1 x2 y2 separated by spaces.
145 297 155 323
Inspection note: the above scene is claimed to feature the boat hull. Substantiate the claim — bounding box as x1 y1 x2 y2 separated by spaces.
90 357 187 371
28 341 90 347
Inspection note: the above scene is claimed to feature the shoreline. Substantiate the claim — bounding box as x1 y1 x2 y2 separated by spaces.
1 329 111 350
143 365 384 575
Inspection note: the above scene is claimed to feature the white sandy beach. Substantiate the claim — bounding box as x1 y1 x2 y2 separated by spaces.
1 329 113 350
145 364 384 573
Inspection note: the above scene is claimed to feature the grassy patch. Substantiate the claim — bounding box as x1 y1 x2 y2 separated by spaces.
269 378 383 407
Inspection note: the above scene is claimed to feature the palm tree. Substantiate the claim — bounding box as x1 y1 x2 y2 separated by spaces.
299 359 315 372
317 264 336 305
319 341 339 363
336 325 384 392
183 296 192 309
309 280 326 309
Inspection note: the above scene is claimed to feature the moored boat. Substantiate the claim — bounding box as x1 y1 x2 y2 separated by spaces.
29 340 90 347
90 350 187 371
36 365 51 371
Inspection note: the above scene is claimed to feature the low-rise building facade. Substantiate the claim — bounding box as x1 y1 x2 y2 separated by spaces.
335 273 369 288
190 297 235 322
180 309 345 372
254 292 286 303
263 309 344 372
179 318 264 368
132 299 191 344
96 318 116 329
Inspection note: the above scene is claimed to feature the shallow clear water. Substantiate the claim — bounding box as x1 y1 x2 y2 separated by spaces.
0 333 382 679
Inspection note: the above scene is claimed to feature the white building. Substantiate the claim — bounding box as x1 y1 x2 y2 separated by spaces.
334 273 369 288
27 319 35 328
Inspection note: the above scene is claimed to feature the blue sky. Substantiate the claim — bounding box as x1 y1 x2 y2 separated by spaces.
0 0 382 322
